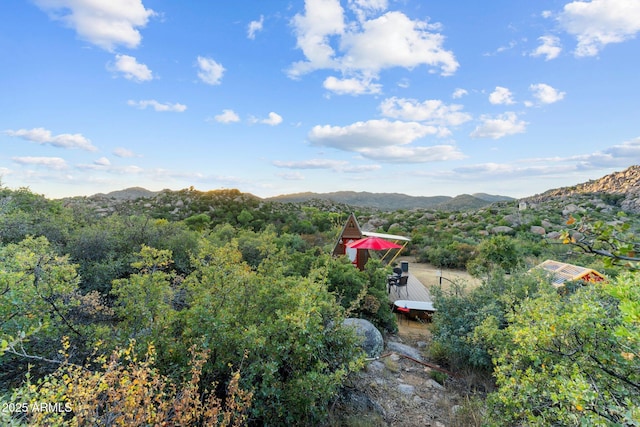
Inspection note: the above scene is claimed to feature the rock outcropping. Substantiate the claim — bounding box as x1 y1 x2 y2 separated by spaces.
525 165 640 213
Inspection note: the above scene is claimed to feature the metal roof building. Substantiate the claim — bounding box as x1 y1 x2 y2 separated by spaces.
534 259 606 287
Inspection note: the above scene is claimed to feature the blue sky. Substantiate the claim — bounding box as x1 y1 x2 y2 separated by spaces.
1 0 640 199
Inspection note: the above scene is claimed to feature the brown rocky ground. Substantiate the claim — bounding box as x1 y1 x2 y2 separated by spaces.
332 319 485 427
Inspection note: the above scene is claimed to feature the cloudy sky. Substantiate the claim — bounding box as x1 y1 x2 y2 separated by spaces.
1 0 640 199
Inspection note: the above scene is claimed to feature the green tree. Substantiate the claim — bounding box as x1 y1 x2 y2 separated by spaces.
430 270 552 370
110 246 175 347
177 238 364 425
236 209 254 226
0 236 109 386
467 235 520 277
1 237 80 351
326 256 397 333
562 213 640 270
485 274 639 426
184 213 211 231
0 187 75 246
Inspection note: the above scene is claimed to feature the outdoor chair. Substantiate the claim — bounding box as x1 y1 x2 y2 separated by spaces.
387 268 402 293
392 275 409 298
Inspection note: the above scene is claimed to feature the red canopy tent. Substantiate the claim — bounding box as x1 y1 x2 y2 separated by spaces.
333 214 410 270
346 236 403 250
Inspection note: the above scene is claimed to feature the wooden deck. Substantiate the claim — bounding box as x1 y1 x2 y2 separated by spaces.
387 272 432 303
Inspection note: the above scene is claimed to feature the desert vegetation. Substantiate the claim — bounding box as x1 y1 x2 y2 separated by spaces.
1 176 639 425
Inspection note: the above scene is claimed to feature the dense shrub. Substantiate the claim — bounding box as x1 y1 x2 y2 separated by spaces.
1 341 252 426
326 257 397 333
484 274 640 425
466 235 521 277
421 241 477 269
430 270 553 370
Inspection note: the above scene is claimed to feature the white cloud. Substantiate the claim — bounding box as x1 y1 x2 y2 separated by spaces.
111 54 153 82
247 15 264 39
356 144 465 163
529 83 566 104
342 164 382 172
574 137 640 167
289 1 458 92
76 161 144 174
448 162 582 184
289 0 345 77
4 127 97 151
273 158 382 172
12 156 68 170
256 112 283 126
604 136 640 157
214 109 240 123
454 162 522 176
196 56 225 85
339 12 458 75
397 78 410 89
379 97 472 127
113 147 137 158
348 0 388 22
470 112 528 139
531 35 562 60
309 119 438 151
489 86 515 105
451 137 640 179
117 165 144 175
127 100 187 112
34 0 155 51
323 75 381 95
273 159 348 169
558 0 640 57
94 157 111 166
452 88 468 99
307 119 462 162
277 172 305 180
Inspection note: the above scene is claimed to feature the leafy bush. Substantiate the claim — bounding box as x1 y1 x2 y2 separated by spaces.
176 241 364 425
466 235 521 277
422 242 477 269
430 271 553 371
1 340 252 426
485 274 640 426
326 257 397 333
0 236 114 387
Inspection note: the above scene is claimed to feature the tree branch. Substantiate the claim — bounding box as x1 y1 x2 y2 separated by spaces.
588 354 640 391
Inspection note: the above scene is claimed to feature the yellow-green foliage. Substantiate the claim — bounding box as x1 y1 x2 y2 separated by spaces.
485 274 639 426
2 339 251 426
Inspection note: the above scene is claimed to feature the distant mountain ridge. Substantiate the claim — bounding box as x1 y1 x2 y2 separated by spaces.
265 191 515 210
74 165 640 212
92 187 161 200
81 188 514 211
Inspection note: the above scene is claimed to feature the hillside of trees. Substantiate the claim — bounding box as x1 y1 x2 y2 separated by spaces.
1 171 639 425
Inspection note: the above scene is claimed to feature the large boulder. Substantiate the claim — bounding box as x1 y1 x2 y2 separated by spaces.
541 220 554 230
342 318 384 358
491 225 514 235
530 225 546 235
386 341 423 361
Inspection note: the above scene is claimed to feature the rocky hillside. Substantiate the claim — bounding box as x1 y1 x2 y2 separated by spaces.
267 191 514 211
60 165 640 219
525 165 640 213
62 188 512 218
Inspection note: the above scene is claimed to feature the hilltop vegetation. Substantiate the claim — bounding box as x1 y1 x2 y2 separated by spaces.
1 167 639 425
